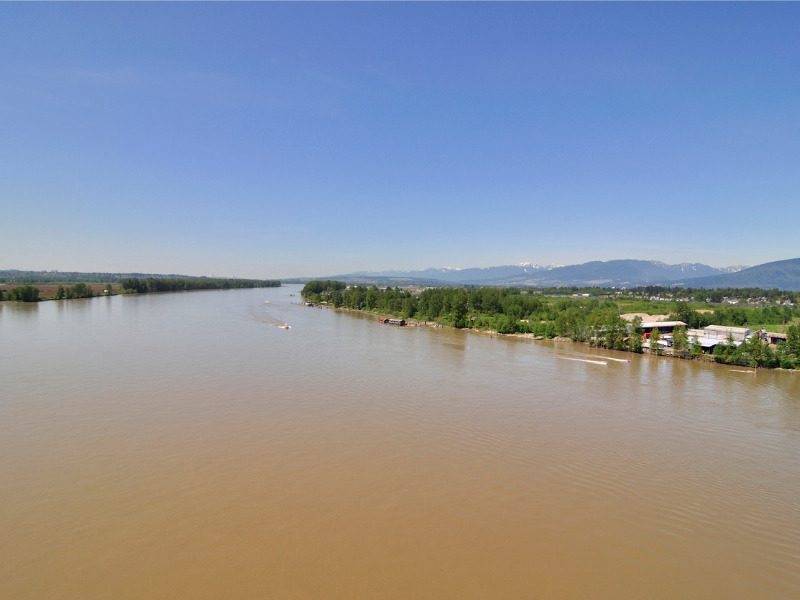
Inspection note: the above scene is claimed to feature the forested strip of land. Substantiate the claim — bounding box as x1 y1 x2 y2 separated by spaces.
119 277 280 293
302 281 800 369
1 277 279 302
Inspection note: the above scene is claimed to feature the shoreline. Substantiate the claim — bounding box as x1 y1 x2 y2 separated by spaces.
311 303 800 372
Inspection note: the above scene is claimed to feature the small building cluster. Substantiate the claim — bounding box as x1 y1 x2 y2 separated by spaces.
685 325 753 352
640 322 787 353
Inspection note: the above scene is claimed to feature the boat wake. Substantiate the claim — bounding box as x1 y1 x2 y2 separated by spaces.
576 352 629 363
558 356 608 366
248 303 291 331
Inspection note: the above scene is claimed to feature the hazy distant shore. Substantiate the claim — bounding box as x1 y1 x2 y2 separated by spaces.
0 276 280 303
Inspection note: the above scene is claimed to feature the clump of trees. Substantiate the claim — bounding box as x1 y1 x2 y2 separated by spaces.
5 285 40 302
301 280 347 296
302 281 632 349
54 283 94 300
121 277 280 294
712 325 800 369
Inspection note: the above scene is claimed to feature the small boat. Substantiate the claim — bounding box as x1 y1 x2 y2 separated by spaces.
278 323 291 330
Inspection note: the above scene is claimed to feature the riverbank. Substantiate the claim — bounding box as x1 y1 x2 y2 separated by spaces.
0 283 115 302
301 281 800 371
310 301 797 372
308 302 736 367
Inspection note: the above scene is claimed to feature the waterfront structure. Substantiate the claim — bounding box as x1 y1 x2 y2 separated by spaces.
703 325 754 342
379 316 406 326
685 325 757 353
640 321 687 335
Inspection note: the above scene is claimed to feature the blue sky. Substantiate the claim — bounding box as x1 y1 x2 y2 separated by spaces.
1 3 798 277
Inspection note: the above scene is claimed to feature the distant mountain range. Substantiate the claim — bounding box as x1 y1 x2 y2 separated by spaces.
5 258 799 291
306 258 800 290
676 258 800 291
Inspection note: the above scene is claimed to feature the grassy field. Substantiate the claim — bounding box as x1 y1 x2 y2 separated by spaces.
747 320 800 333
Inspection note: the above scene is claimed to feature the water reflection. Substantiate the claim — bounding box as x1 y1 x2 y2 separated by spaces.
0 300 40 319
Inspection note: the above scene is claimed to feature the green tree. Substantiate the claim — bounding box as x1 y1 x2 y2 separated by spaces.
649 327 662 355
495 315 518 334
364 287 379 310
452 300 468 328
628 316 643 353
786 325 800 358
713 335 741 366
601 313 626 350
672 326 689 359
740 334 778 369
401 297 416 319
672 303 697 328
71 283 93 298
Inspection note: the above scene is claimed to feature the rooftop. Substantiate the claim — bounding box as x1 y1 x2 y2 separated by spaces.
640 321 687 329
704 325 753 334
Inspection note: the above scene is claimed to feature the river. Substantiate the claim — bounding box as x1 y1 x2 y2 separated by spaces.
1 285 798 599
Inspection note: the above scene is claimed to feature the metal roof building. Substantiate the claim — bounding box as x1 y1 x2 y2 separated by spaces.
702 325 754 341
639 321 687 334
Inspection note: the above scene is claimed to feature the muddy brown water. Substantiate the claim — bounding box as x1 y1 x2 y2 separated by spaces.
1 286 798 599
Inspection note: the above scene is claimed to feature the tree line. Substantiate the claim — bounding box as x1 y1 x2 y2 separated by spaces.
0 270 281 285
630 285 799 303
120 277 280 294
54 283 99 299
303 281 642 341
1 277 280 302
